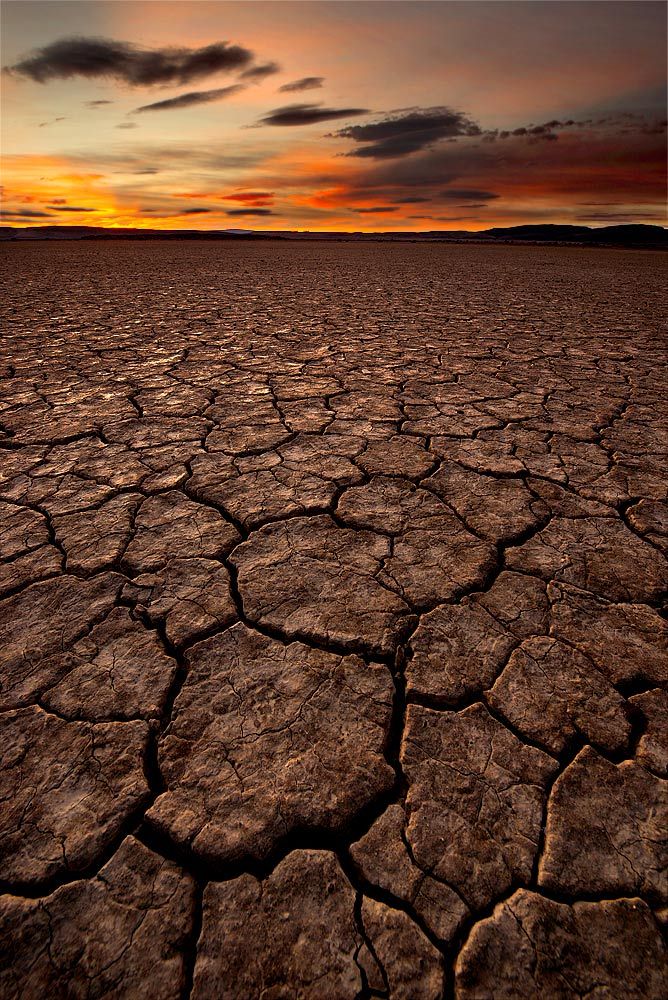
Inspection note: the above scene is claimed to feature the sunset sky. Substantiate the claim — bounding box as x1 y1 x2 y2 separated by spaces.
1 0 666 231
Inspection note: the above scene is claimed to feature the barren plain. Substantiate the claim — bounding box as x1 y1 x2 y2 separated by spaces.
0 240 666 997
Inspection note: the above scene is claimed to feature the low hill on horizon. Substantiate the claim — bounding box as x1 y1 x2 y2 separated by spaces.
1 222 666 248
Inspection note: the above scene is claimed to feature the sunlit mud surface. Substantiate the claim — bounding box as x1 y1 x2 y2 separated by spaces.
1 240 666 996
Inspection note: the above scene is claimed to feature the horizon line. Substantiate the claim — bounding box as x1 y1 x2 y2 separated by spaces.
2 221 666 234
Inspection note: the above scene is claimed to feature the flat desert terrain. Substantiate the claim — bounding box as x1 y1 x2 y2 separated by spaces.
0 241 666 997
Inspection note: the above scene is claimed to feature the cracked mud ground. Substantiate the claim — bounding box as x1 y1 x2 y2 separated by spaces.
0 240 666 998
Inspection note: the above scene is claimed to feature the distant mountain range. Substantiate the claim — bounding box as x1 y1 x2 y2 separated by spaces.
1 223 666 248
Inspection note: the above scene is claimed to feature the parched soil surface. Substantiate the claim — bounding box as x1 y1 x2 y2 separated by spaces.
0 240 666 997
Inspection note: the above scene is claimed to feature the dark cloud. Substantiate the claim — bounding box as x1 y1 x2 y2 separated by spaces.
440 189 499 201
355 206 397 213
240 61 280 82
47 205 96 212
1 208 53 218
525 127 559 141
85 99 112 107
393 196 430 204
226 208 274 216
134 85 244 113
140 206 214 216
116 122 138 129
334 106 481 158
641 118 667 135
38 117 66 127
496 120 572 141
259 103 368 126
224 191 274 205
6 36 253 86
278 76 324 93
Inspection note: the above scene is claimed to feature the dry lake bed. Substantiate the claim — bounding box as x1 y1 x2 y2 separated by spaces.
0 240 666 997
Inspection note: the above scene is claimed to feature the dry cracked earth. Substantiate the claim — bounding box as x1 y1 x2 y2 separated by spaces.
0 240 667 999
